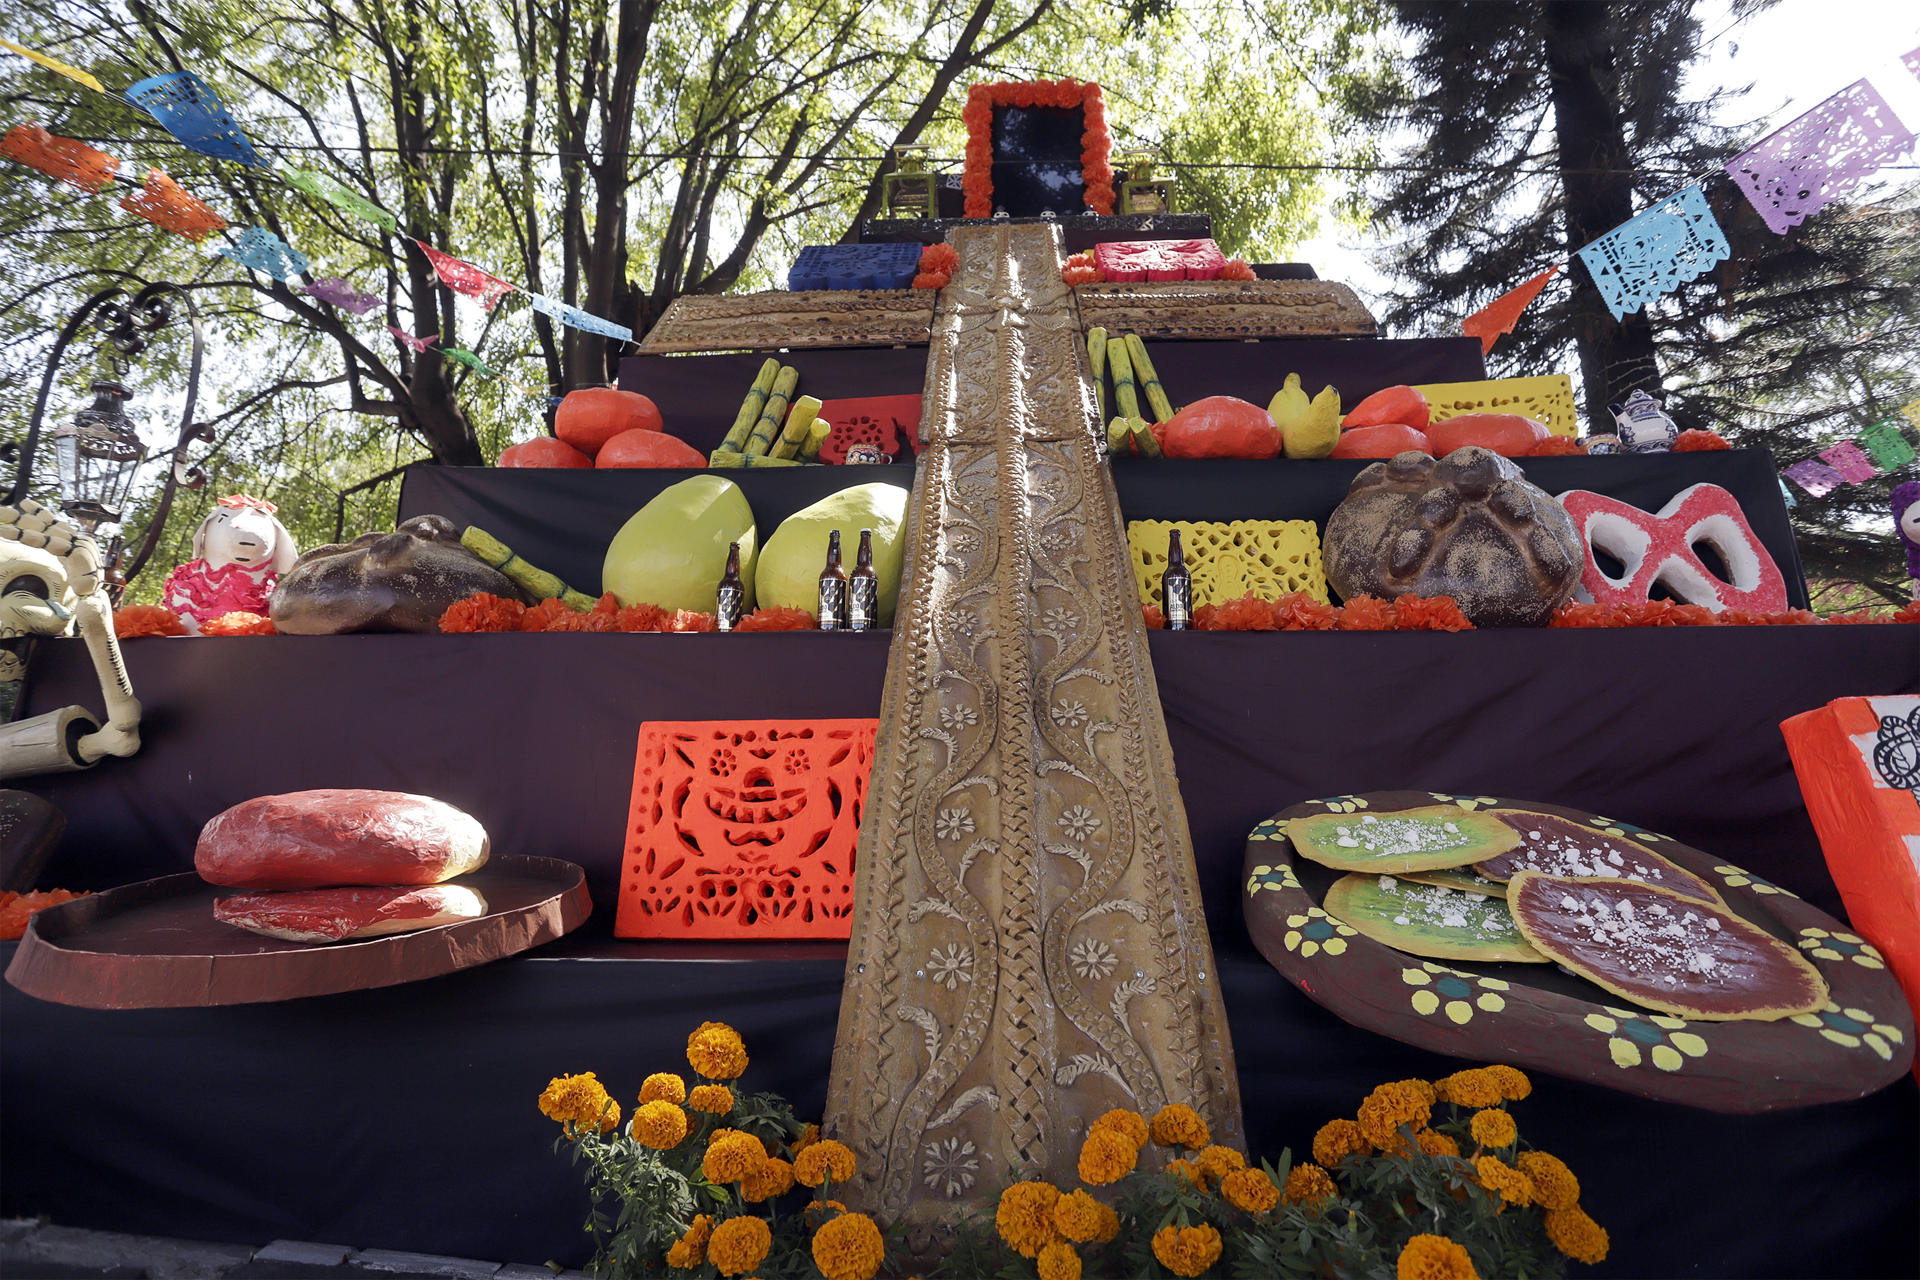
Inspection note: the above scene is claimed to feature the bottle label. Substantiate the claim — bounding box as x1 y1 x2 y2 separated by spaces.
1165 578 1191 630
716 585 743 632
849 579 878 631
818 581 845 630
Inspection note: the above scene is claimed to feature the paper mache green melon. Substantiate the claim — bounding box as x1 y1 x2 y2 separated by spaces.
603 474 757 613
1243 790 1914 1111
756 482 909 623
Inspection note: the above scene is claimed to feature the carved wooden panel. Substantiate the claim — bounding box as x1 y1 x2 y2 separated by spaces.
826 223 1243 1235
1074 279 1376 339
636 291 935 353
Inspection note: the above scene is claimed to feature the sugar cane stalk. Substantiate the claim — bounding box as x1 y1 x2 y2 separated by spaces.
772 395 823 460
1107 416 1133 456
1087 326 1109 419
1126 333 1174 423
461 526 597 610
1106 333 1142 420
743 364 799 456
715 358 780 460
1128 416 1163 458
711 450 810 468
800 419 832 461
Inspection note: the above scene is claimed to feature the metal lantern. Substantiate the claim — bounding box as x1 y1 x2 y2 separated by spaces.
1119 149 1177 216
51 377 146 531
882 144 937 220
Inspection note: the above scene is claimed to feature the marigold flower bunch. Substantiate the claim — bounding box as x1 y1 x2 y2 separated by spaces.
540 1022 894 1280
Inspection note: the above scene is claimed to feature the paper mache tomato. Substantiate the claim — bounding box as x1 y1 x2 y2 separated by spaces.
594 428 708 469
498 437 592 468
1155 396 1282 459
555 388 664 457
1342 385 1430 431
1330 424 1433 459
1424 413 1551 457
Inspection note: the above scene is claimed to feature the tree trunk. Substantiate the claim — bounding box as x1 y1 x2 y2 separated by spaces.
1546 0 1661 427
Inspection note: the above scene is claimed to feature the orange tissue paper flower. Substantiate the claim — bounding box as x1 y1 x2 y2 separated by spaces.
1393 595 1474 632
615 602 669 632
1672 428 1731 452
1195 595 1280 631
519 597 579 631
1273 592 1338 631
200 611 276 636
1219 258 1257 281
0 889 88 940
1142 603 1165 630
1335 595 1396 631
113 604 187 638
912 271 950 290
736 606 816 632
666 609 717 632
440 591 529 633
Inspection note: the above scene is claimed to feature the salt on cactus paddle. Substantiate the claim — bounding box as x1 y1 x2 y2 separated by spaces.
1325 872 1548 964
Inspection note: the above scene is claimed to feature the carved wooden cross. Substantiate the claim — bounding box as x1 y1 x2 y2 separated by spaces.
826 223 1243 1231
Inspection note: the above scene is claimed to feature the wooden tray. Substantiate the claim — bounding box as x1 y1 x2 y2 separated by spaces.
1243 792 1915 1112
4 856 591 1009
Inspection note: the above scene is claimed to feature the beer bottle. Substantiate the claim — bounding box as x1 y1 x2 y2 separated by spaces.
715 542 745 632
848 528 879 631
817 530 849 630
1162 528 1192 631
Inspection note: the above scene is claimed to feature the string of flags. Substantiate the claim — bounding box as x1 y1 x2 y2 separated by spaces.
1453 42 1920 500
0 47 636 379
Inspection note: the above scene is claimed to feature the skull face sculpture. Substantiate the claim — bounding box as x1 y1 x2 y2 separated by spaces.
0 499 140 776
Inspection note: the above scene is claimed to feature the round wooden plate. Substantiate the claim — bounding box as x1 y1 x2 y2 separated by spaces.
1243 792 1914 1112
3 855 592 1009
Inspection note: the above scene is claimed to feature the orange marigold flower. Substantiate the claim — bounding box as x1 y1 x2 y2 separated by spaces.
630 1100 690 1149
1672 428 1731 451
811 1211 884 1280
200 610 275 635
439 591 527 634
1468 1108 1516 1150
1396 1232 1479 1280
912 271 951 290
1224 1166 1282 1212
113 604 187 638
793 1138 856 1188
741 1155 795 1203
1544 1205 1609 1263
1312 1118 1370 1167
792 1122 821 1154
1517 1151 1580 1211
538 1072 619 1133
707 1214 771 1276
703 1129 767 1184
1149 1103 1209 1149
1357 1081 1432 1150
1150 1223 1223 1277
665 1213 712 1269
687 1021 748 1079
1219 258 1257 281
1335 595 1396 631
1194 1145 1246 1185
1435 1068 1504 1109
1089 1108 1149 1151
1416 1130 1461 1158
1052 1189 1117 1244
1036 1240 1082 1280
1527 434 1588 456
995 1181 1062 1258
1062 265 1103 285
640 1072 686 1105
735 606 815 632
1473 1154 1535 1207
1165 1157 1208 1190
1486 1064 1531 1101
920 243 959 273
1077 1127 1137 1185
1393 594 1474 632
689 1083 734 1114
1278 1164 1332 1208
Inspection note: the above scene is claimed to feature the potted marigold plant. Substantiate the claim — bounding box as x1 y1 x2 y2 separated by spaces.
538 1021 895 1279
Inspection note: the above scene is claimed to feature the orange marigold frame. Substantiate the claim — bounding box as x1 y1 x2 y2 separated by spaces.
962 79 1114 218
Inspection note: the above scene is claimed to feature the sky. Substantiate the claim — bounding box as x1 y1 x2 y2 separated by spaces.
1291 0 1920 307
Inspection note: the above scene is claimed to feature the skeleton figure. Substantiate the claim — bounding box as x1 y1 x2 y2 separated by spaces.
0 499 140 778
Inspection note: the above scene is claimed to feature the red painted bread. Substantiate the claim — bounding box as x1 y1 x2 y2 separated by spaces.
195 790 490 889
214 884 489 943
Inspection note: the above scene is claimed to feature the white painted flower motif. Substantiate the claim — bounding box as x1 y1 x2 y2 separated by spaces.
922 1136 979 1197
936 807 975 841
1051 700 1088 728
1070 938 1118 980
1057 805 1101 842
939 703 979 731
926 944 973 990
1043 606 1080 632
